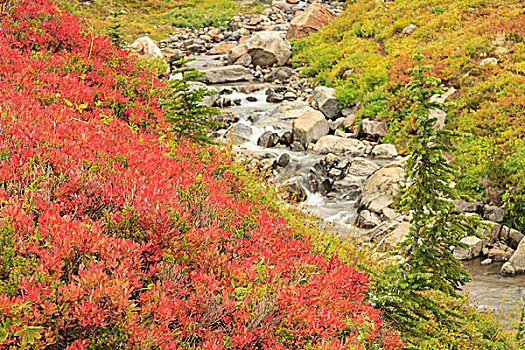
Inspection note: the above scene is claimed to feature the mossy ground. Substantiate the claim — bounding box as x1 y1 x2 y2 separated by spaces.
60 0 263 41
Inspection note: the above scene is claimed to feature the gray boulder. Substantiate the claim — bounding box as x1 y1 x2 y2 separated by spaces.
508 229 524 249
227 31 291 67
257 131 280 148
255 100 314 131
501 238 525 275
361 119 387 139
378 221 410 251
313 135 365 156
130 36 163 58
199 65 253 83
347 157 380 177
483 205 505 222
454 200 483 213
359 163 405 213
453 236 483 260
358 210 381 228
224 123 252 144
264 67 294 82
371 144 398 159
313 86 339 119
293 111 329 147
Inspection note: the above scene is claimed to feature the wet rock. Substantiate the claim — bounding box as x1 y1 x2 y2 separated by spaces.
264 67 294 82
508 229 524 249
282 181 307 202
481 258 492 266
305 168 332 195
332 175 364 200
208 42 236 55
489 243 514 262
361 119 387 140
274 153 290 167
257 131 280 148
287 3 336 39
371 144 398 159
290 141 306 151
359 163 405 213
313 135 365 156
214 112 239 125
266 91 284 103
453 236 483 260
313 86 339 119
284 91 297 101
199 65 253 83
130 36 163 58
347 157 380 177
280 131 293 146
358 210 381 228
227 31 291 67
293 111 329 147
224 123 252 143
483 205 505 222
501 237 525 275
246 96 258 102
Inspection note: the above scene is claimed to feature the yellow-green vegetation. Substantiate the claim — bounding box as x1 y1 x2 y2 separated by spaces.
228 149 520 349
292 0 525 230
60 0 263 41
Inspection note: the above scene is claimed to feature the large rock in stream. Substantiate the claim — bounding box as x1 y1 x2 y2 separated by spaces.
313 86 339 119
293 111 329 147
199 65 253 84
313 136 365 156
228 31 291 67
255 100 314 131
359 162 405 214
287 3 336 39
501 238 525 275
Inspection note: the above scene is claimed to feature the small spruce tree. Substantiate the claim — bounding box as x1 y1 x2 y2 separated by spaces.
106 9 125 48
372 54 485 341
161 56 221 143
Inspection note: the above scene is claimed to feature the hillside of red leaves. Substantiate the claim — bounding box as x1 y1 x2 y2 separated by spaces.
0 1 404 348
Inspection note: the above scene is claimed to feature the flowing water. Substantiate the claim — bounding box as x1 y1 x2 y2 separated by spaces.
198 66 525 326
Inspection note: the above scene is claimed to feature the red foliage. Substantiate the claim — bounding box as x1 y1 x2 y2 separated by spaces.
0 0 404 348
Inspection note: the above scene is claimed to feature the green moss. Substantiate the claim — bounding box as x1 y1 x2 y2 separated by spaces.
60 0 263 41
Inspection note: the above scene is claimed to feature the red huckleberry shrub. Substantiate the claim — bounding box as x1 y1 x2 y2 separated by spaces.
0 0 404 349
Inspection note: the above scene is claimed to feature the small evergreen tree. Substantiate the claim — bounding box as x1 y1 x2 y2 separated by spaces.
106 9 125 48
372 54 485 342
161 56 221 143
